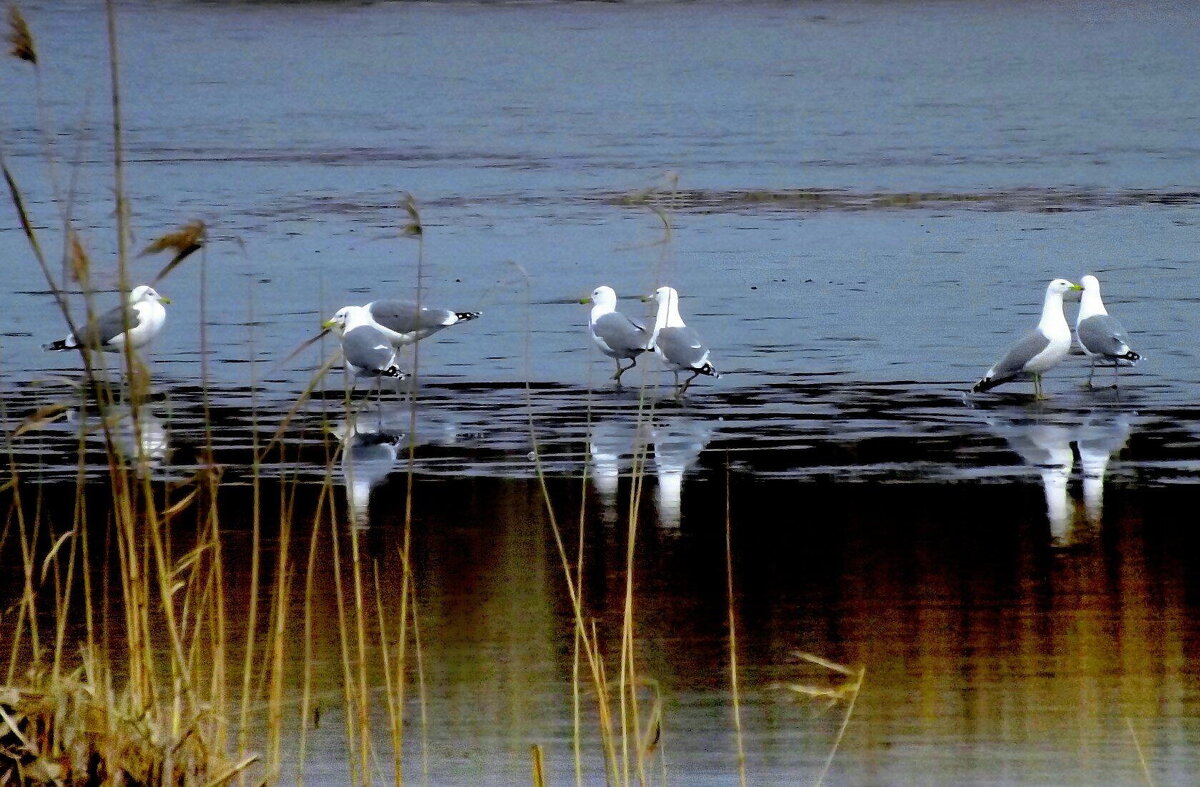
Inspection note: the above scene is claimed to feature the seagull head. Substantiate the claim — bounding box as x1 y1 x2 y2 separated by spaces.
130 284 171 304
322 306 353 335
642 286 678 307
581 285 617 308
1046 278 1082 297
1077 274 1107 308
322 304 374 335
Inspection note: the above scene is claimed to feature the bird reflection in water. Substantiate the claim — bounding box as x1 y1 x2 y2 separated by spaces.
982 406 1135 546
1076 411 1134 529
651 417 713 528
67 403 170 475
586 417 650 524
339 423 403 528
988 415 1077 544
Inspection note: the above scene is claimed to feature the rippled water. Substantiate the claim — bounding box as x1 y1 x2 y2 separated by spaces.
3 0 1200 783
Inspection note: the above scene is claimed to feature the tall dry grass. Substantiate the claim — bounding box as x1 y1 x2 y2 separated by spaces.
0 4 430 784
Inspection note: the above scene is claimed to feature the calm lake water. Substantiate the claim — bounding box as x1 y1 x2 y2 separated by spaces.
3 0 1200 783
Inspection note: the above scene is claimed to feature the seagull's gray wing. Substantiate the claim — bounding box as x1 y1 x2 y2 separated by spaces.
989 330 1051 379
1077 314 1133 357
342 325 396 374
75 304 142 347
592 312 649 358
656 326 709 369
368 300 456 334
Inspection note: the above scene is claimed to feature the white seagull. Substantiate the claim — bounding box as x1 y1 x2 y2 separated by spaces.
972 278 1081 399
581 285 652 386
645 286 720 397
349 299 480 349
1076 274 1140 388
44 285 170 353
323 305 407 388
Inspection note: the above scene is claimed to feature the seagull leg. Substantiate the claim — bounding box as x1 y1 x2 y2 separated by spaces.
1033 374 1044 400
677 370 701 398
374 376 384 430
346 375 363 423
1087 358 1096 389
613 357 637 386
1112 362 1120 389
612 358 626 387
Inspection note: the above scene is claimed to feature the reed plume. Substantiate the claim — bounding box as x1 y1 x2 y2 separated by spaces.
142 219 206 283
6 6 36 65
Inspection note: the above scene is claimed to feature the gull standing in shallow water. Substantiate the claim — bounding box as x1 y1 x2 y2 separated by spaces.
323 306 407 391
1076 274 1140 388
581 285 651 386
354 299 481 349
972 278 1081 399
44 285 170 353
645 286 720 397
286 298 480 374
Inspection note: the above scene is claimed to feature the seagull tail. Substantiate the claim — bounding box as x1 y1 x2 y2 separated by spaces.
1121 350 1141 363
382 365 408 379
972 375 1004 393
699 362 720 379
44 339 71 352
455 311 481 322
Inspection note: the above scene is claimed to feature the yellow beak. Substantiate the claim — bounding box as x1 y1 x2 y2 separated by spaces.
158 295 172 304
321 319 337 330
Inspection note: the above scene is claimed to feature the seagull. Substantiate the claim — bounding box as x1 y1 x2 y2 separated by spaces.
282 298 480 374
1076 274 1140 388
44 285 170 353
581 285 651 386
644 286 720 397
323 305 407 389
972 278 1082 399
354 299 481 348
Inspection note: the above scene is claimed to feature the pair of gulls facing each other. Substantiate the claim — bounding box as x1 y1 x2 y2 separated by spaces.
973 275 1140 398
584 285 720 396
